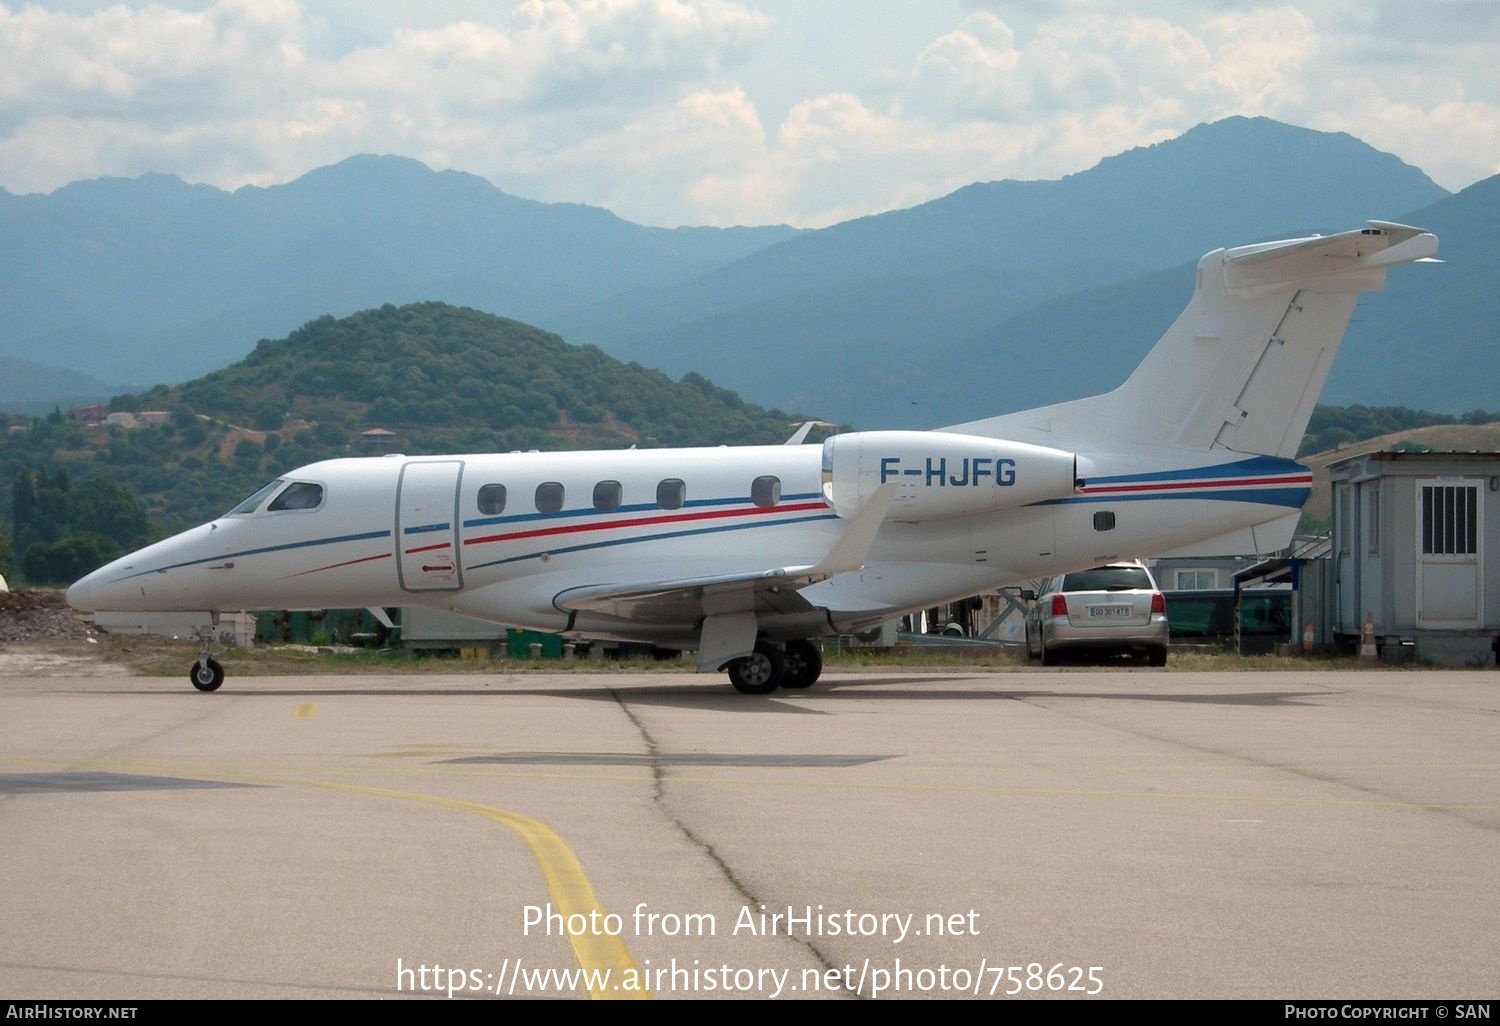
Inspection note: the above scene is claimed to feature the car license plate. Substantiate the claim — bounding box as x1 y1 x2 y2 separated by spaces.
1088 604 1131 618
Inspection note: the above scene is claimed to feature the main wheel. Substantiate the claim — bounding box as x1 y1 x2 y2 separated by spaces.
190 656 225 692
780 639 823 689
726 642 783 694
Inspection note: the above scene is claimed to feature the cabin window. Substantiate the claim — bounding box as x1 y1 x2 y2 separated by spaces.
594 480 622 513
657 478 685 510
751 476 781 508
477 484 507 516
268 481 324 512
225 479 284 516
1092 510 1116 532
536 482 565 514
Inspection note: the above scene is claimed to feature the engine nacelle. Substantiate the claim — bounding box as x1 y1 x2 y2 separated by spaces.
820 430 1078 522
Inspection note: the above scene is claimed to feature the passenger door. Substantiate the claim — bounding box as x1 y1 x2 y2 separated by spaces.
396 460 465 592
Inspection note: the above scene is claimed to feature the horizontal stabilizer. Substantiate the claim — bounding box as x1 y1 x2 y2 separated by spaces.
1221 221 1439 290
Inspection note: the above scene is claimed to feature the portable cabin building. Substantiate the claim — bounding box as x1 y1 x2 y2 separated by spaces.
1327 451 1500 666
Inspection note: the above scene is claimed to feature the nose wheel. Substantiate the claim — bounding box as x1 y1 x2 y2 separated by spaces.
190 655 225 692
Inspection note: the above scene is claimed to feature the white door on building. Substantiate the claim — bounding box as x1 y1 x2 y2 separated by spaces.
1415 479 1482 628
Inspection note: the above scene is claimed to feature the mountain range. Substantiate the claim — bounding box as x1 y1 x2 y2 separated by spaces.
1 116 1488 428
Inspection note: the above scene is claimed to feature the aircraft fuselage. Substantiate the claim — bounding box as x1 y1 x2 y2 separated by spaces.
67 441 1309 646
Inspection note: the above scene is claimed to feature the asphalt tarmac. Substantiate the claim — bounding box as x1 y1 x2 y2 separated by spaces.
1 665 1496 1000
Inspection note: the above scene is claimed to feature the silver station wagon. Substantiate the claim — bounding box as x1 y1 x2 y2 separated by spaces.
1023 560 1170 666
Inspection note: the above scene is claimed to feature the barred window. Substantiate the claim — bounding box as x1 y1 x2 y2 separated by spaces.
1421 485 1477 555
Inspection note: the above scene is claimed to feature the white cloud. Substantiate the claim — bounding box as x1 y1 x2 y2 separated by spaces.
0 0 770 199
0 2 1496 223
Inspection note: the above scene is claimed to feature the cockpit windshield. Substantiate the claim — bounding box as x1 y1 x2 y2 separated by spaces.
268 481 324 511
224 479 326 516
225 479 285 517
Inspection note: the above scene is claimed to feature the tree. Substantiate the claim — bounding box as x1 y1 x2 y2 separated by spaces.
22 534 121 586
8 469 154 584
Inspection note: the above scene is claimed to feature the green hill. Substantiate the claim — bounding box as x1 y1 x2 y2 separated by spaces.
130 302 807 450
0 303 820 571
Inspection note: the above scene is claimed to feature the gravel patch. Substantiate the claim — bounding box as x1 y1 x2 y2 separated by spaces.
0 589 98 642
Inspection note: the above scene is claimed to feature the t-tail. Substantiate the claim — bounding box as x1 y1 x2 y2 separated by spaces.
949 221 1440 458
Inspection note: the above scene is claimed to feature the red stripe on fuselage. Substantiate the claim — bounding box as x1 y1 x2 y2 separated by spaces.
464 501 829 549
287 551 393 578
403 541 452 555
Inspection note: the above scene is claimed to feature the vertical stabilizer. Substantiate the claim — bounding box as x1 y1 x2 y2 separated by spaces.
949 222 1438 458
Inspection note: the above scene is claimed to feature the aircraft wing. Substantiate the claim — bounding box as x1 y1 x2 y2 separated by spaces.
553 565 825 626
553 484 896 669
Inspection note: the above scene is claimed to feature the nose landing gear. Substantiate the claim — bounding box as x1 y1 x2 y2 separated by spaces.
188 625 226 691
190 655 225 692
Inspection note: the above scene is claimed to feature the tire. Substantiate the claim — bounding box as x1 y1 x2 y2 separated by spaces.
1148 647 1168 667
190 656 225 692
726 642 783 694
780 639 822 689
1038 631 1054 666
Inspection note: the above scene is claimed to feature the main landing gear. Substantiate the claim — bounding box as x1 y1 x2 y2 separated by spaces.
725 639 823 695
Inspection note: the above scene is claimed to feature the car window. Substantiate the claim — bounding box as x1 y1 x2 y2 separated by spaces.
1060 566 1151 591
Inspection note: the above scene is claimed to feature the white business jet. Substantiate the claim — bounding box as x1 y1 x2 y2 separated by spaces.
68 221 1438 693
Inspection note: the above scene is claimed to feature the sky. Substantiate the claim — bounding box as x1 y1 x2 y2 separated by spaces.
1 0 1497 227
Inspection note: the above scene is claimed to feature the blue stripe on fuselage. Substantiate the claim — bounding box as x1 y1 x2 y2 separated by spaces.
1035 487 1310 508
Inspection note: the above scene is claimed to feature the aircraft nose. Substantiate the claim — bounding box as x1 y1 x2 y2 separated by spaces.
67 566 109 612
67 550 145 612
